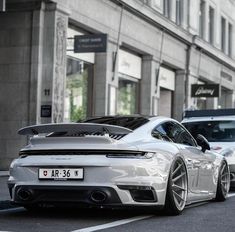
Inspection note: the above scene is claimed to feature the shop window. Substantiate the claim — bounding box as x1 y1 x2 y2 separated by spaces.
197 97 207 110
117 76 139 115
209 6 215 45
176 0 183 26
64 57 93 122
221 17 226 53
65 27 95 122
163 0 171 18
199 0 205 38
228 23 233 57
117 49 141 115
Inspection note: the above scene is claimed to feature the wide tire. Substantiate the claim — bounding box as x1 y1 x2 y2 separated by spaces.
215 160 230 202
164 157 188 216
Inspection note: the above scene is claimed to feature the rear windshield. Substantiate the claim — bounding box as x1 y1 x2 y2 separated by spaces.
83 116 149 130
183 120 235 142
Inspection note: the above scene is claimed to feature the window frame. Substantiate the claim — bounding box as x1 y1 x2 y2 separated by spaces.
208 6 215 45
221 16 226 53
199 0 206 39
117 74 140 115
152 120 197 147
228 22 233 57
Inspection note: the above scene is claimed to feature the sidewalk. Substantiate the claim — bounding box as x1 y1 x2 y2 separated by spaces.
0 171 13 210
0 174 10 201
0 171 9 177
0 171 9 200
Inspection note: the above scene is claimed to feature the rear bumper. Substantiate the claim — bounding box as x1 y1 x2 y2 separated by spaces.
8 155 169 207
9 184 160 207
11 185 121 206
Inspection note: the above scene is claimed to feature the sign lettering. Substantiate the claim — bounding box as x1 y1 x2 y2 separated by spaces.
191 84 220 98
74 34 107 53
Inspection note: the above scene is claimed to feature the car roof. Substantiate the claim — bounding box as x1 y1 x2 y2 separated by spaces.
182 116 235 123
182 109 235 123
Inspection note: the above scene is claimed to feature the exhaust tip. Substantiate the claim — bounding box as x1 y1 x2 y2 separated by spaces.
17 188 33 201
90 190 107 203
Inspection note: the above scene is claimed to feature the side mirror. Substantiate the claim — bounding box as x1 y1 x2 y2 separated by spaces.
196 134 210 153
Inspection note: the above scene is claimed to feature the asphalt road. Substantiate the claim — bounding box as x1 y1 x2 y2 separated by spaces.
0 192 235 232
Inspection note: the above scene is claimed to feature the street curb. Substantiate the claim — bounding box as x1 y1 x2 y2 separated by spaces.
0 171 9 177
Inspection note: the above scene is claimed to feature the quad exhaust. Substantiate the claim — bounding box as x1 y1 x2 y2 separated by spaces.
17 188 33 201
90 190 107 203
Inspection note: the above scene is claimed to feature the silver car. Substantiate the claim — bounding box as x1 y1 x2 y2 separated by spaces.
182 109 235 188
8 116 230 215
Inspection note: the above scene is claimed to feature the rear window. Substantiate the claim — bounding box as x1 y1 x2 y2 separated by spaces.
183 120 235 142
83 116 149 130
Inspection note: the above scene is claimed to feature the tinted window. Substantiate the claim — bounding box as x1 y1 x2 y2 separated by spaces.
152 124 173 142
83 116 149 130
153 121 196 146
183 120 235 142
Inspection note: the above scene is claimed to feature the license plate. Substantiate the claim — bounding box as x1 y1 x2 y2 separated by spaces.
38 168 83 180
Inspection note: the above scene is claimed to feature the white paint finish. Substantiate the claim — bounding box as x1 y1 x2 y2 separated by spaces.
71 215 153 232
118 49 142 79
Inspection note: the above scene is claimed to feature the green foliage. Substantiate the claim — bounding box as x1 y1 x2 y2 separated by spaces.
118 82 136 115
71 106 86 122
66 68 88 122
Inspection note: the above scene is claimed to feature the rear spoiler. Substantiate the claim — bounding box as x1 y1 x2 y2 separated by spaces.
18 123 133 135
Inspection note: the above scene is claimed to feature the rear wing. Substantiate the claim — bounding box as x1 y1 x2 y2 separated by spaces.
183 109 235 118
18 123 133 136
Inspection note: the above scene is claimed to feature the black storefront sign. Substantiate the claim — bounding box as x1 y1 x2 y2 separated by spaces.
191 84 220 98
74 34 107 53
41 105 52 118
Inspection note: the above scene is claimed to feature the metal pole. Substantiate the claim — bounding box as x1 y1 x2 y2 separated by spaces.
159 29 165 64
193 48 202 107
185 44 191 110
196 48 202 83
218 64 223 108
112 4 124 81
155 29 165 93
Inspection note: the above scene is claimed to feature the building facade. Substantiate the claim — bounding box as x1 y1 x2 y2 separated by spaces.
0 0 235 170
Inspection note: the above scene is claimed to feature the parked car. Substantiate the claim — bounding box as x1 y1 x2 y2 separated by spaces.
8 116 230 215
182 109 235 189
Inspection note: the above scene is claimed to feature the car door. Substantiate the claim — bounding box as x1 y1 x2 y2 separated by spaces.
196 150 217 193
155 121 214 198
154 121 202 195
171 121 215 194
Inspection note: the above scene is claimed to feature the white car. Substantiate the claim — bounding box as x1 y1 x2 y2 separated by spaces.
182 109 235 188
8 116 230 215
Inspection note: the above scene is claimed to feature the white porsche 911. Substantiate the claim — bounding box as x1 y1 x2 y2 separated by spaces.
8 116 230 215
